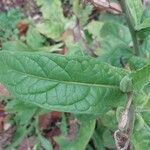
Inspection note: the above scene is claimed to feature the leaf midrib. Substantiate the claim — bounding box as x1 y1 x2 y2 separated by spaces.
7 68 120 89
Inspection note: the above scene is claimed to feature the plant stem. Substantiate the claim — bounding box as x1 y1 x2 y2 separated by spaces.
118 0 140 56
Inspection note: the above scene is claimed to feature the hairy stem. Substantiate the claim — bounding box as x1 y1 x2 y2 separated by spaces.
118 0 139 56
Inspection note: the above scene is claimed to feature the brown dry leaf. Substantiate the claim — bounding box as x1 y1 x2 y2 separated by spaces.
39 111 61 130
0 84 10 97
109 2 122 14
17 137 37 150
39 112 61 150
0 104 7 133
17 22 29 36
0 126 16 149
89 0 122 14
67 119 79 141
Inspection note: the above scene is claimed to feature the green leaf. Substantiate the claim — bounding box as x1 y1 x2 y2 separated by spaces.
36 21 64 41
132 114 150 150
133 92 149 111
99 13 125 24
140 35 150 58
100 21 131 46
102 129 115 149
36 0 66 40
97 21 132 67
0 9 22 42
120 75 133 92
6 99 37 126
127 56 150 70
55 115 96 150
101 110 117 130
136 18 150 30
92 131 105 150
126 0 144 27
137 27 150 39
120 60 150 92
0 51 127 115
98 46 132 67
86 21 104 38
37 133 53 150
2 41 30 51
136 6 150 30
26 27 45 50
72 0 92 26
130 64 150 91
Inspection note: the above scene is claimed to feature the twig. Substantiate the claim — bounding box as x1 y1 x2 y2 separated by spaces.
118 0 139 56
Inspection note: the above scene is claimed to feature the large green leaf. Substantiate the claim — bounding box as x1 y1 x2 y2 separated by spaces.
0 51 127 115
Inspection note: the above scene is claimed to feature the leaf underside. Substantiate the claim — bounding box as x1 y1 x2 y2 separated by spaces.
0 51 127 114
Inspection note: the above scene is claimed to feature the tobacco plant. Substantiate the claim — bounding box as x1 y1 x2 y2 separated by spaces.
0 0 150 149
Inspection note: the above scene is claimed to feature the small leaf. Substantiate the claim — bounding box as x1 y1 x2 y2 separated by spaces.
136 18 150 30
140 35 150 58
136 6 150 30
36 0 66 40
72 0 92 26
102 129 115 149
86 20 104 38
120 75 133 92
36 21 64 41
101 110 117 130
130 64 150 91
26 27 45 50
